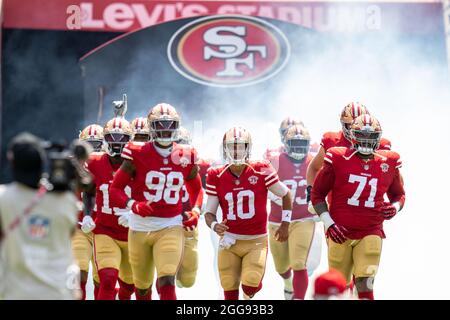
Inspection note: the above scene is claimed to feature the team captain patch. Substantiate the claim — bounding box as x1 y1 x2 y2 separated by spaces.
380 163 389 173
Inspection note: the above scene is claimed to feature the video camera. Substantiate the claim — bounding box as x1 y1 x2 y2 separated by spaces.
42 140 93 192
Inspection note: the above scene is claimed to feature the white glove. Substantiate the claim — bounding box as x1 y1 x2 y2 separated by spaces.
219 234 236 250
80 216 96 233
308 202 317 215
115 209 132 228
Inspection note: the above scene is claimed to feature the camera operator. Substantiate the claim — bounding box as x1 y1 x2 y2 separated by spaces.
0 132 89 300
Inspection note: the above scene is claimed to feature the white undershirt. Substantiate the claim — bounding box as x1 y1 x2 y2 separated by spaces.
154 144 172 158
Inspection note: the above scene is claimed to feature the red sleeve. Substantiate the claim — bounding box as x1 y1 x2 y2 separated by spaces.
110 168 133 208
122 142 134 160
380 138 392 151
387 169 405 206
205 169 218 196
186 174 204 209
260 162 279 188
320 133 331 151
311 162 335 205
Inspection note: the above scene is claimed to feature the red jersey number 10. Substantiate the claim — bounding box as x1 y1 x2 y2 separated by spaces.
225 190 256 220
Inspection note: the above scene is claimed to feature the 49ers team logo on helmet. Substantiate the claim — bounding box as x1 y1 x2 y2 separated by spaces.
167 15 291 88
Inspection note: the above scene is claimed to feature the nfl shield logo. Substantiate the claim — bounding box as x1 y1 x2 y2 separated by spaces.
380 163 389 173
248 175 258 185
28 216 50 239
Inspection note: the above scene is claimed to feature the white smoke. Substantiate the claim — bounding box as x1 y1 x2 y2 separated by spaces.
184 27 450 299
82 13 450 300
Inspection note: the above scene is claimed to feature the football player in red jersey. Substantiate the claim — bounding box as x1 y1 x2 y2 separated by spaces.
266 124 321 300
81 118 135 300
306 102 392 202
109 103 203 300
72 124 103 299
131 117 150 142
204 127 293 300
311 114 405 300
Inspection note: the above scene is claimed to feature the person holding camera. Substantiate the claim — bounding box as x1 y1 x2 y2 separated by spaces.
0 132 80 300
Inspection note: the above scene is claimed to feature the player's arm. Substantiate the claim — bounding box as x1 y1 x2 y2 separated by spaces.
380 169 405 220
311 162 347 244
306 146 326 201
110 160 136 208
82 182 96 217
268 181 292 242
204 195 229 236
110 160 153 217
181 165 204 231
185 164 203 214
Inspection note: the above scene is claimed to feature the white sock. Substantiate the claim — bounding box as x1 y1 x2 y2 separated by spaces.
283 276 293 292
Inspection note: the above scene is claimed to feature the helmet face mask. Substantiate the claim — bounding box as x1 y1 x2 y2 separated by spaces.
351 130 381 155
284 124 311 161
86 139 104 152
150 120 179 145
286 138 310 161
104 133 131 156
350 114 382 155
224 142 250 165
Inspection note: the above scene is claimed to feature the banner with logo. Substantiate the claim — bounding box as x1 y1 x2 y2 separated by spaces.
80 15 315 124
2 0 444 34
79 14 448 128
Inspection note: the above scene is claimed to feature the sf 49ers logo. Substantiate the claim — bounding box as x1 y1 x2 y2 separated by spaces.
168 15 290 87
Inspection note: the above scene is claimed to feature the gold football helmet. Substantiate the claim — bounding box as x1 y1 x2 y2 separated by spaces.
340 102 370 141
131 117 150 142
222 127 252 165
284 124 311 161
279 117 304 144
350 114 382 155
147 103 180 146
177 126 192 145
79 124 104 152
103 117 132 156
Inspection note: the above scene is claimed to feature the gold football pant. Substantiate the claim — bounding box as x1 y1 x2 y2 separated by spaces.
177 228 199 288
72 229 99 283
327 235 382 284
93 234 133 284
128 226 185 290
218 236 268 291
268 220 315 274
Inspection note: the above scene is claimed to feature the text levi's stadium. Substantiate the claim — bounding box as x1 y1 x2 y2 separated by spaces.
0 0 450 303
